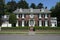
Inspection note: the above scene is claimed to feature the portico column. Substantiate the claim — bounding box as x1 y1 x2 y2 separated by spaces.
22 20 24 27
16 20 18 27
45 20 48 27
39 20 42 27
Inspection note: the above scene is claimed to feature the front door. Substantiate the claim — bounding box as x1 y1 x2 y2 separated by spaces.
29 20 35 27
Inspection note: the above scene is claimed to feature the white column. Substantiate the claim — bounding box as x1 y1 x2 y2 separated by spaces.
16 15 19 18
22 14 24 18
33 20 35 27
45 14 48 18
39 14 41 18
22 20 24 27
16 20 18 27
45 20 48 27
39 20 42 27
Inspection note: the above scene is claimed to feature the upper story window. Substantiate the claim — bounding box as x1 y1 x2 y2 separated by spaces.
30 8 33 12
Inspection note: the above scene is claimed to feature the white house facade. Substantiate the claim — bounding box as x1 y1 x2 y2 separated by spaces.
1 8 57 27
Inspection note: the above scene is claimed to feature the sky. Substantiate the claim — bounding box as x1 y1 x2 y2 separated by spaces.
5 0 60 10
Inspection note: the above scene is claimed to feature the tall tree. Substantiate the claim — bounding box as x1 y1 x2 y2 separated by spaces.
37 3 43 9
7 0 17 13
0 0 5 26
50 2 60 26
55 2 60 26
9 14 17 27
50 7 56 17
30 3 36 9
17 0 29 9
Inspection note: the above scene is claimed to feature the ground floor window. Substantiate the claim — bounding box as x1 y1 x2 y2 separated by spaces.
24 21 29 26
18 21 22 26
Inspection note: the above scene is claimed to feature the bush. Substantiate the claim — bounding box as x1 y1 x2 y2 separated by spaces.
34 26 60 30
1 26 30 31
1 26 60 31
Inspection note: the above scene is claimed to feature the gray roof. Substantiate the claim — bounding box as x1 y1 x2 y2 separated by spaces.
13 8 51 14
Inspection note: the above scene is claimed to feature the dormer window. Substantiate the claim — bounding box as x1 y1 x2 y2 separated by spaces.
41 8 44 12
30 8 33 12
20 8 22 12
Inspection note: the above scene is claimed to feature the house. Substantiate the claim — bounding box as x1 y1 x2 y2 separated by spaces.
1 8 57 27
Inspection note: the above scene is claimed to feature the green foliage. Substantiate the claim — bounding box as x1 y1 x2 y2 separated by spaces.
9 14 17 27
34 26 60 30
17 0 29 9
30 3 36 9
7 0 17 13
37 3 44 9
9 14 17 24
50 2 60 26
0 0 5 26
1 27 60 31
1 26 29 31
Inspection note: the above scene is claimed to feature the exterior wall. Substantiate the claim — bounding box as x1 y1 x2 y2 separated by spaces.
1 14 57 27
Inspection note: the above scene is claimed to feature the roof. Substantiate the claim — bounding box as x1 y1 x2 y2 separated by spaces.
13 8 51 14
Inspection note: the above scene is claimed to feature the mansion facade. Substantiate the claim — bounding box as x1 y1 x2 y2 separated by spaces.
1 8 57 27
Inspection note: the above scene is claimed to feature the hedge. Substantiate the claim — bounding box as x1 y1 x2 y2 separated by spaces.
1 26 60 31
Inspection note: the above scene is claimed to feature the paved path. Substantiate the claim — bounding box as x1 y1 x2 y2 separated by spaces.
0 34 60 40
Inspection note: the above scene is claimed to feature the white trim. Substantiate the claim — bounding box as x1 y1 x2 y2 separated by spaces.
39 20 42 27
39 14 41 18
29 20 35 27
22 20 24 27
16 15 19 18
22 14 24 18
45 20 48 27
45 14 48 18
30 14 34 18
16 20 18 27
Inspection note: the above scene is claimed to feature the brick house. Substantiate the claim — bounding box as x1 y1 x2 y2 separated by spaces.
1 8 57 27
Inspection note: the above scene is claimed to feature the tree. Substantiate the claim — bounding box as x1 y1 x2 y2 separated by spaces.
50 2 60 26
17 0 29 9
7 0 17 13
0 0 5 26
9 14 17 27
50 7 56 17
55 2 60 26
30 3 36 9
37 3 44 9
